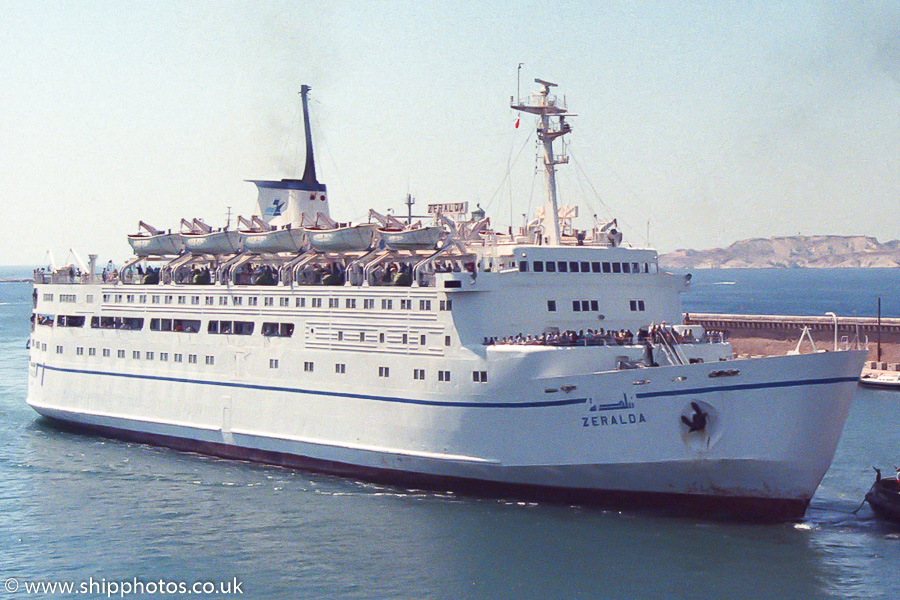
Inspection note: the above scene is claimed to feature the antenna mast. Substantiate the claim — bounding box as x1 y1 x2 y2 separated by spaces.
511 78 573 246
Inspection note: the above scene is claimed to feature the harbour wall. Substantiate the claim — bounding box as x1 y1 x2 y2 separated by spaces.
686 312 900 363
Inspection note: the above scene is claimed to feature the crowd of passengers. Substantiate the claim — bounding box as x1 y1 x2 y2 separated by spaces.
483 324 723 347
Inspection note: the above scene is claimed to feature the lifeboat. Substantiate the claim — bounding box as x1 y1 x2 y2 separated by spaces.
180 218 243 255
127 222 185 256
305 223 378 252
238 216 306 254
379 225 443 250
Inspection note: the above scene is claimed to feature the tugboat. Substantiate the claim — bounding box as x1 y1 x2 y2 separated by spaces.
865 467 900 524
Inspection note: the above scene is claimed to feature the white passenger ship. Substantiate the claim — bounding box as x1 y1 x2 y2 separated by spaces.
27 81 865 520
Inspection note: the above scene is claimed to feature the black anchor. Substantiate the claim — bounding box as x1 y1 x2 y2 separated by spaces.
681 401 708 433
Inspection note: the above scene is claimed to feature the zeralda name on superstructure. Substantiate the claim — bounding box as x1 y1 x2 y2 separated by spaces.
26 79 865 521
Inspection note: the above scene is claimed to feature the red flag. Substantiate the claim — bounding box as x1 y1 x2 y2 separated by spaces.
514 117 520 129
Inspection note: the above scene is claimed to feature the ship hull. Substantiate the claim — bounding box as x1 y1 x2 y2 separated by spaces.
27 349 864 520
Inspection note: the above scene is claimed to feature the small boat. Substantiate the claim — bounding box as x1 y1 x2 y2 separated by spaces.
305 223 377 252
379 225 444 250
180 218 243 255
859 370 900 390
865 468 900 523
127 222 185 256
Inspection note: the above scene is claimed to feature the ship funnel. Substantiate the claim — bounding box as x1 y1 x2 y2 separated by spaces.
247 84 329 228
300 84 318 186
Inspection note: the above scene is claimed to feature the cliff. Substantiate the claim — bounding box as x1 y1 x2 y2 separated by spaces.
660 235 900 269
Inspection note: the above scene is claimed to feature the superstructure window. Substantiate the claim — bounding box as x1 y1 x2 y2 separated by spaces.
401 299 411 310
413 369 425 380
547 300 557 312
419 300 431 311
205 356 214 365
56 315 85 327
207 320 254 335
146 351 154 360
335 363 346 374
438 370 451 382
629 300 646 311
328 298 338 308
381 299 393 310
363 299 374 309
378 366 390 378
269 359 279 369
345 298 356 309
473 371 487 383
264 297 274 307
117 350 125 358
280 298 290 307
296 297 306 307
188 354 197 364
304 361 314 372
261 323 294 337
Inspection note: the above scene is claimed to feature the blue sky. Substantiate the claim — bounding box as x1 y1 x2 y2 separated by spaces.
2 1 898 265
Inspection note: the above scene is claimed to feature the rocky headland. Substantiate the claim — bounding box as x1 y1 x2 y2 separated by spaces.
660 235 900 269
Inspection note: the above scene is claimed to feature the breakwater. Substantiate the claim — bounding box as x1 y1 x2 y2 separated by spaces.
687 312 900 362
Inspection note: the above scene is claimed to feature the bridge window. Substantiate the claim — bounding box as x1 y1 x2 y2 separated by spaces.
533 261 544 272
569 261 579 272
518 261 528 272
546 262 556 273
557 261 568 272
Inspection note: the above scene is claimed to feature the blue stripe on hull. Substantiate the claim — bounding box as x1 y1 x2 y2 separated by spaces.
34 363 859 408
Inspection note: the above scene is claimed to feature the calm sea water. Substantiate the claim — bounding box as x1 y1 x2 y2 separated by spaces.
1 266 899 600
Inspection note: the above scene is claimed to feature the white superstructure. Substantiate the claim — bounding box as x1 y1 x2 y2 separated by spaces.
26 80 865 520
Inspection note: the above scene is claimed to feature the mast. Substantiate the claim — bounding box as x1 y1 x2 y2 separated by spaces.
300 84 319 185
511 78 573 246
